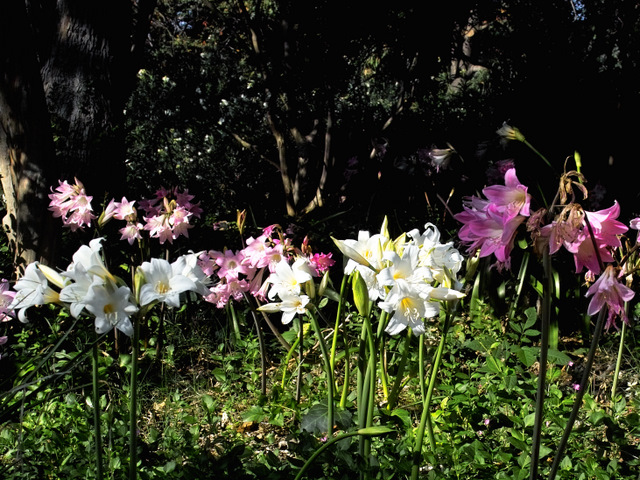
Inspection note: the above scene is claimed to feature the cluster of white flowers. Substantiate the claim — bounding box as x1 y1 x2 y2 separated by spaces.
333 220 465 336
9 238 209 336
257 257 323 324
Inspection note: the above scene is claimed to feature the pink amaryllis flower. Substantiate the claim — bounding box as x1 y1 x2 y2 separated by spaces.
543 201 628 275
482 168 531 219
48 178 96 231
454 167 531 270
585 265 635 330
139 188 202 244
455 200 526 270
575 202 628 274
0 279 16 322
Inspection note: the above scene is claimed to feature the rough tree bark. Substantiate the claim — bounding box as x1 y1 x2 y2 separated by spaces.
0 0 58 270
0 0 156 270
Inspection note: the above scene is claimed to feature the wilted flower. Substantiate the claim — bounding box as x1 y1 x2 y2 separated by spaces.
542 201 628 275
426 147 454 172
496 123 525 143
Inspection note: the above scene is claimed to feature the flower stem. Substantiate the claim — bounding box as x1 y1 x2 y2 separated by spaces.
330 274 349 373
308 310 334 437
293 427 393 480
387 328 412 411
410 311 454 480
548 307 607 480
281 331 301 390
523 139 554 171
129 319 140 480
246 304 267 396
92 337 103 480
530 248 552 480
611 315 627 400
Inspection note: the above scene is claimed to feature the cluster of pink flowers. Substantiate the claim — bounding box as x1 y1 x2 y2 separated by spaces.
454 168 531 270
198 225 334 309
0 279 16 358
540 201 628 276
103 187 202 245
48 178 96 231
454 165 635 330
48 179 202 246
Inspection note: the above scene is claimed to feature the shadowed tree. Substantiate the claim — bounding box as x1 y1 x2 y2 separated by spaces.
0 0 155 269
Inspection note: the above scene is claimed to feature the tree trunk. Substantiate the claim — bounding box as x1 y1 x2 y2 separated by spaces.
0 0 58 270
0 0 156 269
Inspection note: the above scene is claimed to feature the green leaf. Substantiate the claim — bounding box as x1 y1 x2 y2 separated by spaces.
515 346 538 367
212 368 226 383
301 402 352 434
241 406 266 423
524 412 536 427
390 408 411 428
547 349 571 365
524 307 537 329
464 335 497 353
484 355 504 374
202 394 216 413
538 445 552 458
560 455 573 470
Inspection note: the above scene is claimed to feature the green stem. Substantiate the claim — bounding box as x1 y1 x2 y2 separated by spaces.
92 337 103 480
330 274 349 372
296 318 304 403
281 331 301 390
365 314 377 466
410 312 454 480
379 338 389 404
523 139 554 171
611 314 627 400
247 304 267 396
129 318 140 480
509 251 530 320
339 325 351 409
228 302 242 344
387 328 412 411
530 249 553 480
548 307 607 480
309 310 334 436
293 427 393 480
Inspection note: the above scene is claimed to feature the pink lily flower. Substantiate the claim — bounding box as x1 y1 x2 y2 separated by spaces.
585 265 635 330
482 168 531 219
574 202 627 274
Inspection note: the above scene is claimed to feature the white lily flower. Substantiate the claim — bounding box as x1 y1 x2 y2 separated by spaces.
84 283 137 336
10 263 60 322
378 245 433 287
138 258 198 308
258 291 310 325
379 280 432 336
172 252 211 296
64 238 113 283
266 258 313 300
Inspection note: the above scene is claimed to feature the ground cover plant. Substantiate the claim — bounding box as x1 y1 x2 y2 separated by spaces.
1 125 640 480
